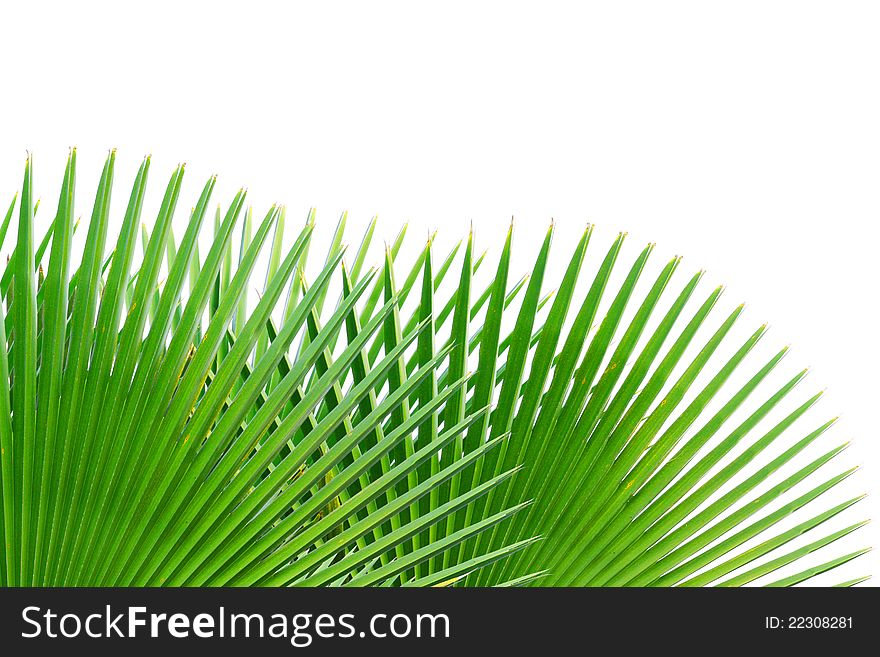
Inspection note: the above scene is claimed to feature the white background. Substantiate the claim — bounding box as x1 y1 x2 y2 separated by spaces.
0 1 877 584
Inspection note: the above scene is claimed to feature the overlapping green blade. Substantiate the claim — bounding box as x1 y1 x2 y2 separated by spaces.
0 154 866 587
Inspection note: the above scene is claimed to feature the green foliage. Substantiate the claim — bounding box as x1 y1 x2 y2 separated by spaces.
0 152 868 586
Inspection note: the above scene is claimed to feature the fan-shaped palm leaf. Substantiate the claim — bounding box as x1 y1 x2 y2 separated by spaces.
0 151 868 587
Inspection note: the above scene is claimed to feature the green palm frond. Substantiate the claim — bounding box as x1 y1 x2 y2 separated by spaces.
0 151 868 587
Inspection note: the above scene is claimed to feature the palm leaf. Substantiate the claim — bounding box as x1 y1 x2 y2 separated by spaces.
0 153 867 587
